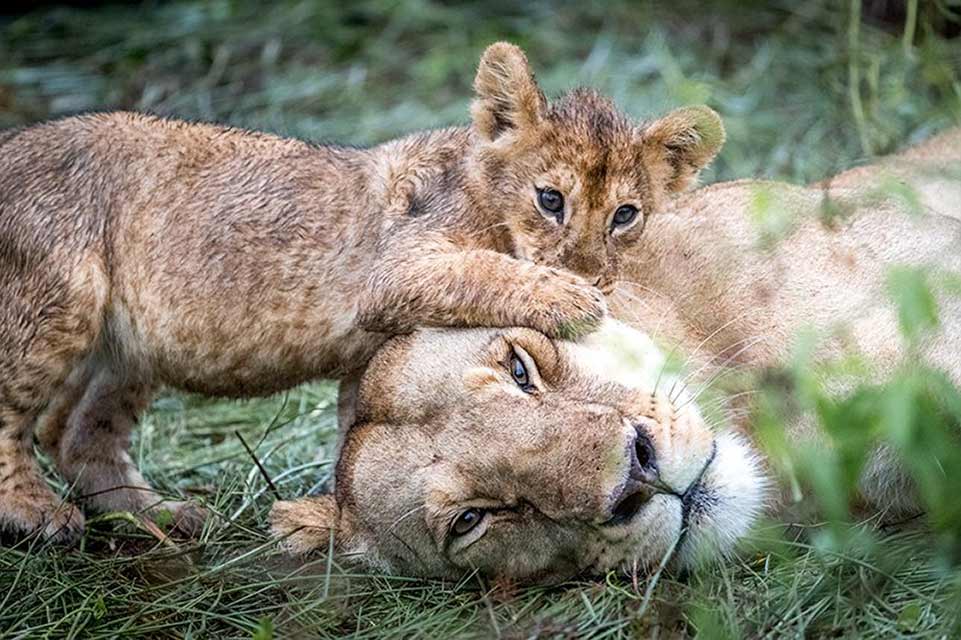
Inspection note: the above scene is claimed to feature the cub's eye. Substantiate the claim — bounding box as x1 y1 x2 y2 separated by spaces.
537 188 565 220
452 508 485 536
510 353 531 389
612 204 639 229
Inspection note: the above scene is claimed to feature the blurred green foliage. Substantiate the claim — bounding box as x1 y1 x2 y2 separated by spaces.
1 0 959 181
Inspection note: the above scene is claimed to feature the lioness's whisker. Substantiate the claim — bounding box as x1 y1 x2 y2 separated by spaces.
386 506 430 569
670 334 767 404
610 286 655 313
615 278 671 300
674 315 746 387
388 505 427 534
697 389 761 416
680 336 769 410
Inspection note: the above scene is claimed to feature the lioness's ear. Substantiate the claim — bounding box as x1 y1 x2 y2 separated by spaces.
642 106 725 193
270 495 348 555
472 42 546 142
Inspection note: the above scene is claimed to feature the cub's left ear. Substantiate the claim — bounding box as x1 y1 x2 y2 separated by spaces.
471 42 547 143
642 106 725 193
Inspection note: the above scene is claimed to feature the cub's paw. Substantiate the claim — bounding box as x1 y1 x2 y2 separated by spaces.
523 267 607 339
152 501 209 537
0 497 86 545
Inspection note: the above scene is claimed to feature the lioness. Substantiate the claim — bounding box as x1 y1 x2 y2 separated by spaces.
0 43 723 541
271 128 960 581
271 322 765 582
611 126 961 514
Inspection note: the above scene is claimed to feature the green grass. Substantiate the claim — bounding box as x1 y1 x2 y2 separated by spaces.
2 1 961 637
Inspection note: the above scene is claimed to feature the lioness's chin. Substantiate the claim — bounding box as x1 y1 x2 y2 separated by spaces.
672 433 767 568
594 433 767 574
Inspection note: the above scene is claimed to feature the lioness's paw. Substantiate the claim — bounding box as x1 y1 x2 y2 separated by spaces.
524 267 607 339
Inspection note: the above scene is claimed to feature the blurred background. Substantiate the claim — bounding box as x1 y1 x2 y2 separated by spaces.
2 2 961 638
1 0 959 184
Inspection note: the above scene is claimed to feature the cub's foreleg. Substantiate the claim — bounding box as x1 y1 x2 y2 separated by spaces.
359 238 607 339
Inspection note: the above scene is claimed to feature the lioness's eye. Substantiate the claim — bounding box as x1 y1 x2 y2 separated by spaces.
510 353 531 389
452 508 485 536
612 204 639 229
537 188 565 222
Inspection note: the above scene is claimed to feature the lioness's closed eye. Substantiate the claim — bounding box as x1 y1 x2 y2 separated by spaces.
271 322 765 584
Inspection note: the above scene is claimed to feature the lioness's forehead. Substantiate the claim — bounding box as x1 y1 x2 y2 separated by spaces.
561 319 667 391
382 321 667 390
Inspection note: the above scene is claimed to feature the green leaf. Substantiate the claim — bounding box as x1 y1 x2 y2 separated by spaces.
93 593 107 620
887 266 939 340
252 617 274 640
153 508 174 530
897 602 922 632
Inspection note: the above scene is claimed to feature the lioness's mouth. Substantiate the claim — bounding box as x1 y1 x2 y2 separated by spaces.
680 440 718 529
605 439 719 529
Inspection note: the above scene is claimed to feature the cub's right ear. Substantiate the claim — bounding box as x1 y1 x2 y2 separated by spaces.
642 105 725 193
270 495 346 555
471 42 547 143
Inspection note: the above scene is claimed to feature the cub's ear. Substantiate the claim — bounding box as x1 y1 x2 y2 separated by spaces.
642 106 725 193
471 42 547 142
270 495 347 555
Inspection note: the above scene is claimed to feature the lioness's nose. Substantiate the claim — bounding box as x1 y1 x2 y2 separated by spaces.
629 426 658 485
603 427 662 526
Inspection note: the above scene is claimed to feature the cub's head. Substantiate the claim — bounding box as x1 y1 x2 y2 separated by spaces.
467 42 725 292
271 322 765 584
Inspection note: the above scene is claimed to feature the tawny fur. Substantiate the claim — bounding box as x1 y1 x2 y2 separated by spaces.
611 126 961 515
271 324 763 583
270 128 960 582
0 42 721 542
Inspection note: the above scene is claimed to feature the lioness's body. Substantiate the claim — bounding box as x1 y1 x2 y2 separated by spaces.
270 128 961 583
613 127 961 511
617 127 961 382
0 43 723 541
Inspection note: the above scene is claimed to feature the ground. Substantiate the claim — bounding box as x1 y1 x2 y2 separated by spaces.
1 1 961 638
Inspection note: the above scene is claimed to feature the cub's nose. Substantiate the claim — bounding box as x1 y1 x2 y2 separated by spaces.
604 427 661 526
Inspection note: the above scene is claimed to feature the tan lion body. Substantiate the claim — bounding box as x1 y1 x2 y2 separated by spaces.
616 127 961 389
0 43 723 541
271 127 961 582
613 127 961 512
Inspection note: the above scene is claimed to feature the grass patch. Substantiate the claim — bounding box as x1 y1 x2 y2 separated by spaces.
1 0 961 637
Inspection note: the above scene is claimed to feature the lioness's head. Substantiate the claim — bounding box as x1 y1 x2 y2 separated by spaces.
271 322 765 584
467 42 725 292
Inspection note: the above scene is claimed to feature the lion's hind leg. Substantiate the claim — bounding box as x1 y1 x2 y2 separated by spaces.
52 365 207 536
0 258 107 543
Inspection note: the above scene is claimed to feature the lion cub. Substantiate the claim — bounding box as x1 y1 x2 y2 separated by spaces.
0 42 723 542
